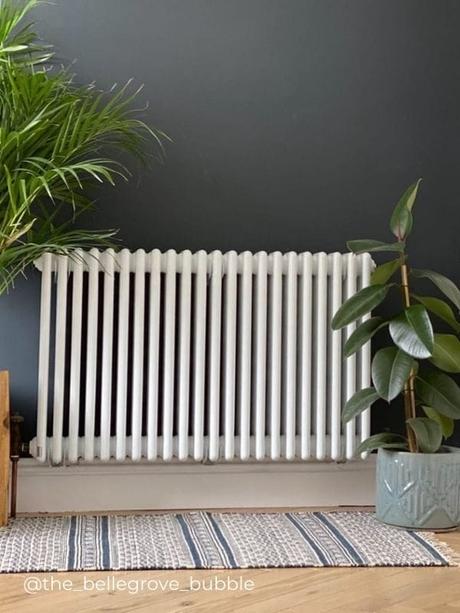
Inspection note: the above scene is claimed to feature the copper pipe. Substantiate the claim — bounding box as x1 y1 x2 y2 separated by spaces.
10 414 23 519
10 457 18 518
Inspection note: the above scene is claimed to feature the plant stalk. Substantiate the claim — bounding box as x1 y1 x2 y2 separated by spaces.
400 261 418 452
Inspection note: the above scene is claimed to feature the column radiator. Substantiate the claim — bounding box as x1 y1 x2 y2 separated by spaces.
30 249 374 465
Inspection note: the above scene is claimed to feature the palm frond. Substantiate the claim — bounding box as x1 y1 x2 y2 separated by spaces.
0 0 167 293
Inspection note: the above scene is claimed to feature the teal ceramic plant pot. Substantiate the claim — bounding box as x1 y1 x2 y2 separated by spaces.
376 447 460 530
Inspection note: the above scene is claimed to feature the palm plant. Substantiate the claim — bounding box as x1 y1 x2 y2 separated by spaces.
332 180 460 454
0 0 166 293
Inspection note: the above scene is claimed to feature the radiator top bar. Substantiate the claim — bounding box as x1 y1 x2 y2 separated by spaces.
34 248 374 276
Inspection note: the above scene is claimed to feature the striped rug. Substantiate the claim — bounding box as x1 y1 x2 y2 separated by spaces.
0 511 457 572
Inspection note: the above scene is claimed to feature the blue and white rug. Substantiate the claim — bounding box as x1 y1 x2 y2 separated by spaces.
0 511 457 572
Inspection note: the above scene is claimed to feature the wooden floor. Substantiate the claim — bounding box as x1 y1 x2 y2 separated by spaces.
1 509 459 613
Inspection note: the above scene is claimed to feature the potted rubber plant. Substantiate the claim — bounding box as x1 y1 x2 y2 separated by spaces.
332 179 460 530
0 0 165 294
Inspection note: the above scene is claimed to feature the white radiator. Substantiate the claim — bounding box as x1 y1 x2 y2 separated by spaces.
30 249 374 465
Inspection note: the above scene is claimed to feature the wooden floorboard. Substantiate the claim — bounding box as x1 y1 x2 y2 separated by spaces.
1 509 459 613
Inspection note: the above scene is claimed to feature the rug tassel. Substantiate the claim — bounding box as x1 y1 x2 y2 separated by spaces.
420 531 460 567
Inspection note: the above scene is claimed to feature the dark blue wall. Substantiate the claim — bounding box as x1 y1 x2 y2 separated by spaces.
1 0 460 441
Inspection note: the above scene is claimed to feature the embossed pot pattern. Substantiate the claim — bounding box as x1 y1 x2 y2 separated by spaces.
376 447 460 530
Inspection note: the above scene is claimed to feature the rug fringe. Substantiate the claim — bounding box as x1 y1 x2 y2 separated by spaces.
420 531 460 566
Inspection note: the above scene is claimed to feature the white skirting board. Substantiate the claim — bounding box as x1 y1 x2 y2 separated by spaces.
16 458 376 513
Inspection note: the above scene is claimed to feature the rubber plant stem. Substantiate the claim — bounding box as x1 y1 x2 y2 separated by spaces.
400 260 418 453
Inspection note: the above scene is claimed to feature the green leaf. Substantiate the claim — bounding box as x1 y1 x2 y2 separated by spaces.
332 285 390 330
389 305 434 358
0 0 169 295
422 406 454 439
371 258 401 285
0 44 29 53
389 179 422 240
430 334 460 373
356 433 408 454
412 295 460 334
407 417 442 453
411 269 460 312
416 371 460 418
343 317 385 357
342 387 380 423
347 240 405 254
371 347 415 402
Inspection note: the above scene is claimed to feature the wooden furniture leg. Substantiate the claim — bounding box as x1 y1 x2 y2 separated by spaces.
0 371 10 526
